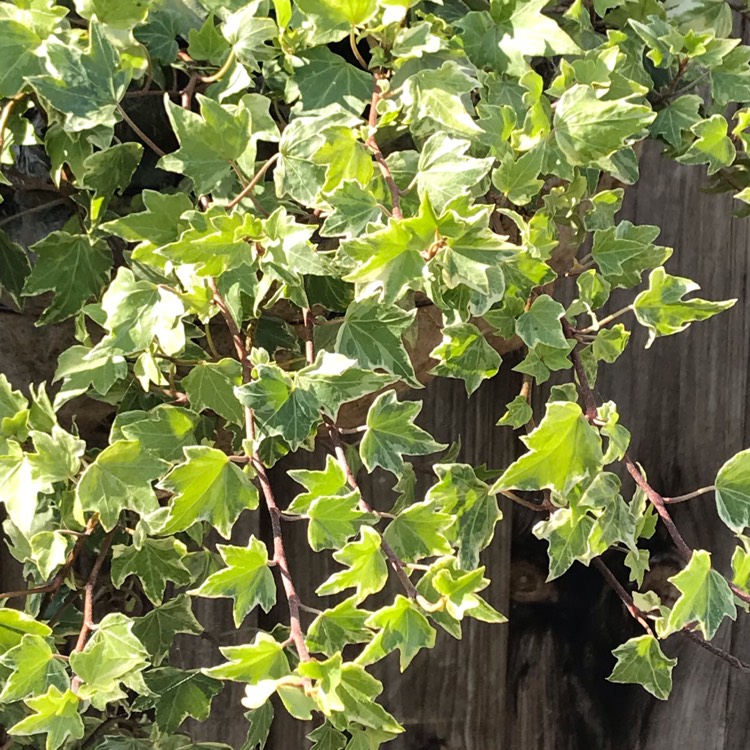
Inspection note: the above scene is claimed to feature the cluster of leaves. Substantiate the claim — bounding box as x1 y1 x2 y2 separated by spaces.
3 0 750 747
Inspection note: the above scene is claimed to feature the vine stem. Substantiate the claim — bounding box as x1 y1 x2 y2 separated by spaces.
211 283 310 664
365 75 403 220
592 558 654 636
226 153 279 212
563 322 750 609
116 105 166 157
498 489 547 512
0 94 23 156
200 50 235 84
301 308 419 599
579 305 634 334
349 29 369 70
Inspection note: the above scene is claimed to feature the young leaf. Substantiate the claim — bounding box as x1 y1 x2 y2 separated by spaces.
383 502 453 563
0 634 68 703
132 594 203 666
306 598 374 657
306 492 378 551
360 391 446 477
205 632 290 684
8 686 84 750
608 635 677 700
190 537 276 627
715 449 750 533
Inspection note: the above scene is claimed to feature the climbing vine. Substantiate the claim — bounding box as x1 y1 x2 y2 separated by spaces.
3 0 750 747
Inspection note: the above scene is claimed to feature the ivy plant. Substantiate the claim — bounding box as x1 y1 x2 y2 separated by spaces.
3 0 750 747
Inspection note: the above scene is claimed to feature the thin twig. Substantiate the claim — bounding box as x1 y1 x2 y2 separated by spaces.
593 558 654 636
116 104 166 157
365 76 403 220
680 628 750 671
562 319 597 421
498 489 547 512
0 198 72 229
200 50 235 84
212 285 311 665
579 305 634 334
0 95 23 156
664 486 716 504
226 153 279 212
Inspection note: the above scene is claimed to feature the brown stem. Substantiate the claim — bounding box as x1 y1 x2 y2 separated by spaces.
116 104 166 157
212 285 310 664
562 318 597 421
349 29 369 70
226 153 279 212
663 486 716 504
72 527 116 656
365 76 403 220
0 95 23 156
498 489 548 512
593 558 654 636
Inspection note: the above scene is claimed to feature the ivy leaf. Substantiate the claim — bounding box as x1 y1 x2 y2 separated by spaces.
608 635 677 700
416 133 493 214
190 537 276 627
287 455 350 515
53 344 127 408
0 229 30 304
317 527 388 602
307 723 347 750
591 221 671 289
27 23 130 131
320 180 382 238
515 294 568 349
497 395 533 428
235 364 321 451
633 267 736 347
554 85 655 165
111 538 192 605
241 702 274 750
132 594 203 666
650 95 702 148
364 596 436 671
332 663 403 734
533 508 597 579
492 401 603 495
22 232 111 325
76 440 168 531
293 46 371 115
114 406 199 463
677 115 735 175
335 298 419 388
142 668 222 734
8 686 84 750
360 391 446 477
665 549 737 640
205 632 290 683
158 446 259 539
297 0 377 26
492 145 546 206
715 449 750 533
0 20 43 97
383 502 453 563
306 598 373 657
182 358 244 425
429 322 502 395
0 609 51 655
79 142 143 203
296 352 396 420
307 492 378 552
0 635 69 703
69 613 150 709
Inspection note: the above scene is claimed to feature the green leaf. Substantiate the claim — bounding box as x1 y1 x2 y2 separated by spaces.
69 613 149 709
383 502 453 563
317 527 388 602
0 609 51 655
182 358 244 425
0 229 30 303
158 446 259 539
364 596 436 671
8 686 84 750
241 702 274 750
297 0 377 26
206 632 290 686
235 364 321 451
492 145 546 206
191 537 276 627
76 440 168 531
650 95 702 148
22 232 111 325
533 507 597 579
132 594 203 666
492 401 603 495
52 345 127 408
608 635 677 700
633 267 735 347
306 598 373 657
714 449 750 533
287 455 350 515
591 221 671 289
515 294 568 349
293 47 372 115
102 190 192 247
308 723 347 750
307 492 378 552
0 635 68 703
677 115 736 175
497 395 533 428
554 85 655 166
28 23 130 131
111 538 192 605
114 406 199 463
142 668 222 734
429 322 502 395
417 133 493 214
297 352 397 420
360 391 446 477
80 142 143 202
335 298 419 388
332 663 403 734
665 549 737 640
0 20 43 97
